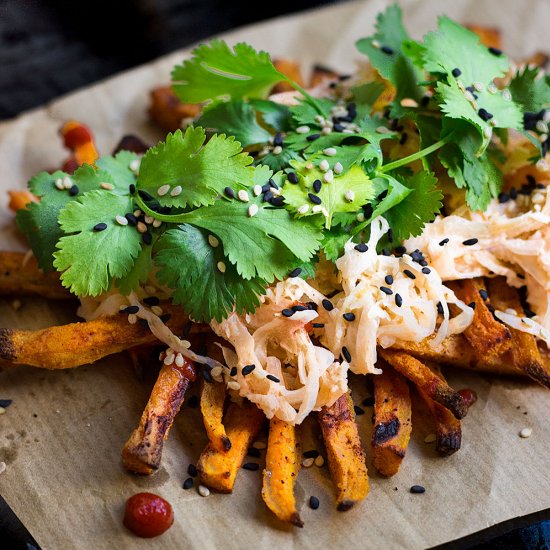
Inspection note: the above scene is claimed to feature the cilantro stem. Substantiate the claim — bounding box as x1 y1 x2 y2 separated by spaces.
379 136 451 173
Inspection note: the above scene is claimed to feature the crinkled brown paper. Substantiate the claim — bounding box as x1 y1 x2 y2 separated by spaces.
1 1 549 548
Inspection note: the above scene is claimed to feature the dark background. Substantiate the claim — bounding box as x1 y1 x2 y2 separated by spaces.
0 0 340 120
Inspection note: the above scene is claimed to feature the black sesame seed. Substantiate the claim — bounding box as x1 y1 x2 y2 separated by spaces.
308 192 322 205
242 462 259 471
230 367 237 377
202 368 213 383
362 396 375 407
437 302 444 315
380 286 393 295
242 364 256 376
289 267 302 278
498 192 509 203
142 232 152 245
341 346 352 363
385 275 394 285
479 289 489 301
269 178 279 190
421 95 430 107
510 187 518 200
247 447 262 458
451 68 462 77
410 485 426 494
282 308 294 317
313 179 322 193
462 238 478 246
160 313 171 323
526 174 536 187
306 133 321 142
403 269 416 280
354 405 365 416
419 260 428 267
307 301 318 311
378 189 389 201
524 307 536 318
292 305 307 312
273 132 284 147
188 463 198 477
288 172 299 184
93 222 107 232
363 203 374 218
322 299 334 311
183 477 194 490
309 496 320 510
224 186 235 199
395 293 403 307
270 196 285 207
354 243 369 253
303 450 319 459
0 399 13 408
382 248 391 256
488 46 503 56
263 190 274 202
69 185 79 196
395 245 406 254
387 228 394 243
343 312 356 322
411 249 424 262
129 183 136 194
261 183 271 193
138 318 149 328
536 183 545 189
468 302 476 310
121 305 139 314
266 374 280 383
312 323 325 329
125 213 137 226
422 267 431 275
186 395 199 408
399 132 408 145
439 238 450 246
138 190 153 201
381 45 394 55
478 108 493 121
143 296 160 306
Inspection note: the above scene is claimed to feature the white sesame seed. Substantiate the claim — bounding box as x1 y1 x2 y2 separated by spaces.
539 133 548 143
314 455 324 467
321 207 329 218
144 215 154 224
0 462 6 475
464 91 476 103
208 234 219 247
129 159 141 172
273 145 282 155
537 120 549 134
306 162 314 170
228 381 240 391
55 178 64 190
175 353 184 368
532 192 545 204
252 441 267 450
270 187 281 196
400 98 419 108
217 261 226 273
298 204 310 214
473 82 484 92
483 127 492 139
153 219 162 228
372 39 381 49
489 119 497 127
157 184 170 196
424 433 437 443
248 204 259 217
323 170 334 183
137 221 147 234
296 125 310 134
505 308 517 316
334 162 343 174
323 147 337 156
487 84 498 94
170 185 183 197
211 366 223 379
315 115 326 125
519 427 532 438
180 339 191 349
198 485 210 497
376 126 392 134
319 159 330 172
164 351 175 365
312 205 323 214
133 209 142 217
0 407 5 415
356 212 365 222
128 314 137 325
253 184 262 196
63 176 73 189
115 215 128 226
100 182 114 190
302 458 314 468
344 190 355 202
322 126 332 135
544 111 550 123
237 190 249 202
151 305 163 316
502 89 512 101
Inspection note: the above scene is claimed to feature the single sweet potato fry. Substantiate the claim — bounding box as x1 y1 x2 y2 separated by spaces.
380 350 468 419
8 191 38 212
197 400 264 493
318 392 369 511
262 418 303 527
122 354 196 474
271 59 304 94
465 24 502 49
201 380 231 452
148 86 201 132
310 64 340 87
372 366 412 477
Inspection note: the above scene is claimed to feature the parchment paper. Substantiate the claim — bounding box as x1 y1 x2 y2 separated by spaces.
1 1 549 548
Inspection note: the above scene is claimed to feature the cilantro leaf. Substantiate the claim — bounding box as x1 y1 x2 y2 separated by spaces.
137 127 255 208
384 170 443 241
282 162 374 228
257 148 301 172
155 224 266 322
53 191 142 296
509 66 550 113
290 97 334 127
350 81 385 107
95 151 139 194
117 244 153 296
196 100 273 147
172 40 288 103
356 4 423 102
250 99 292 131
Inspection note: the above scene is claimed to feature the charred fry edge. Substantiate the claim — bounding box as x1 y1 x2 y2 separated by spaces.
380 349 468 419
318 392 369 511
122 354 196 474
261 418 303 527
200 380 231 452
197 400 264 493
371 365 412 477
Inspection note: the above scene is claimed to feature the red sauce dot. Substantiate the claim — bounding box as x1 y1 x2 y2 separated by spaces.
63 125 93 150
458 388 478 408
123 492 174 538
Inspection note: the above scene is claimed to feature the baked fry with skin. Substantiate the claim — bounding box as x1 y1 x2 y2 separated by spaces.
201 380 231 452
271 59 305 94
197 400 264 493
122 353 196 474
262 418 303 527
372 366 412 477
380 350 468 419
318 392 369 511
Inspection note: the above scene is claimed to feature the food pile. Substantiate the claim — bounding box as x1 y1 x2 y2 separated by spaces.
1 5 549 530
